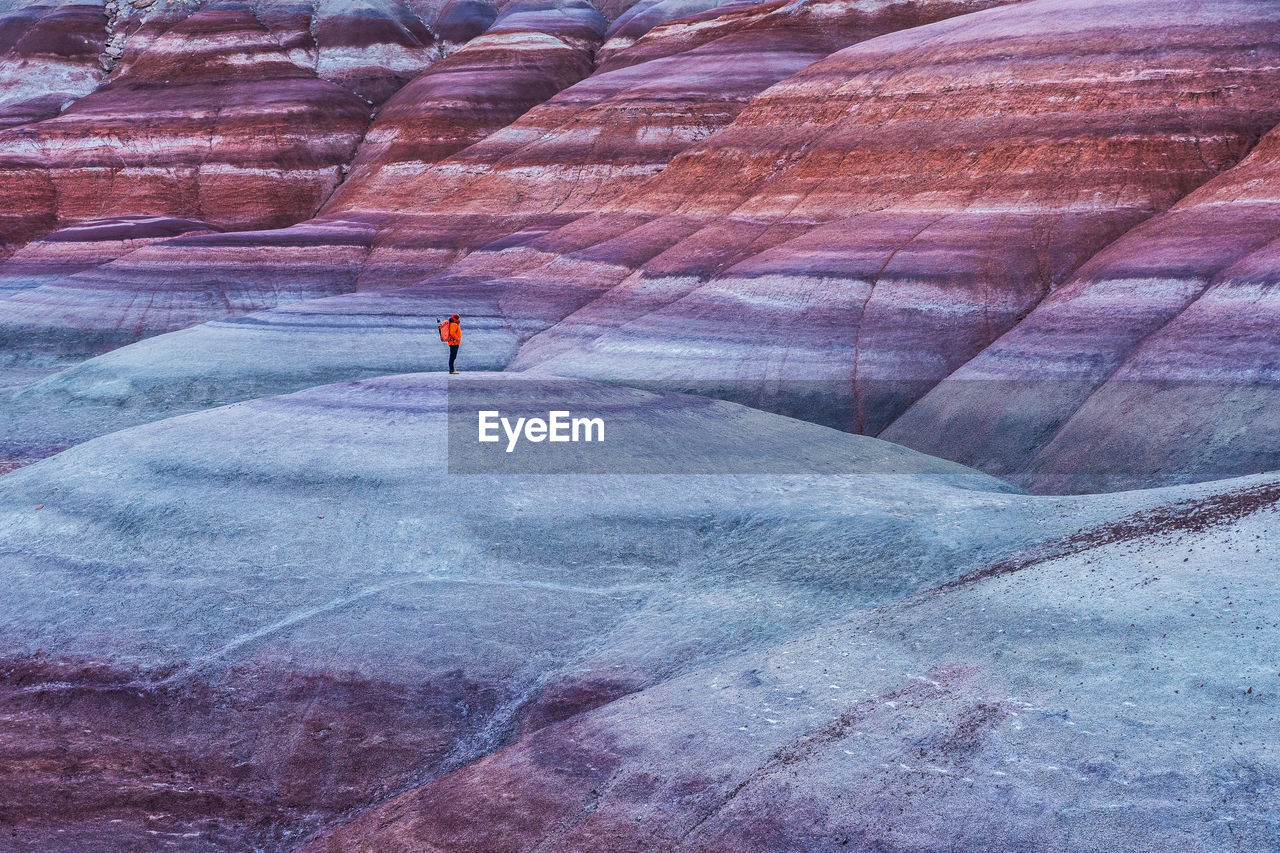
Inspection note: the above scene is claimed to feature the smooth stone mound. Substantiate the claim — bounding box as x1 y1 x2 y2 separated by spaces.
0 373 1067 847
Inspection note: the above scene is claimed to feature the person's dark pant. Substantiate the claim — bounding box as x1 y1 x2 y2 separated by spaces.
448 344 459 372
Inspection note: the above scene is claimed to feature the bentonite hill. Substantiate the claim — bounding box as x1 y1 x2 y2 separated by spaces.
0 0 1278 850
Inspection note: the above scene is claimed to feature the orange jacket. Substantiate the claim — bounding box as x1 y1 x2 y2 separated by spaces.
441 316 460 345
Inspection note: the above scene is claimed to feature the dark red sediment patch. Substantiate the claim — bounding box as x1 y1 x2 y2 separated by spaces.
299 713 631 853
0 443 72 476
299 663 1013 852
0 653 498 849
512 667 651 736
0 652 656 849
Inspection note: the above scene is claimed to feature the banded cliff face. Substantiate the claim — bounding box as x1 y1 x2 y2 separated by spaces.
0 219 377 383
325 0 609 212
104 0 439 104
0 4 372 252
0 0 105 129
0 216 216 390
0 215 214 297
0 0 609 379
343 0 1015 281
595 0 742 62
508 0 1280 434
0 0 1016 437
2 0 1280 492
4 0 1280 850
45 0 1275 465
885 123 1280 492
308 0 440 104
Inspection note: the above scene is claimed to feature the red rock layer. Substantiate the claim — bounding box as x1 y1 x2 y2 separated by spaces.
325 0 608 211
310 0 441 104
103 0 439 106
0 216 214 297
1 0 1024 433
886 120 1280 492
0 0 105 129
0 0 613 383
596 0 744 63
341 0 1013 284
2 0 886 363
0 4 371 254
505 0 1280 435
0 654 503 851
0 0 1005 385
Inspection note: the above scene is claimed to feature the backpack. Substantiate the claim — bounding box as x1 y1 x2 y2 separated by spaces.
438 320 450 343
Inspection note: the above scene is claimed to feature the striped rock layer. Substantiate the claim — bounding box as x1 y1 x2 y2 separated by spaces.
885 120 1280 492
2 0 1280 850
505 0 1280 438
0 0 611 382
2 0 1280 491
0 0 105 129
0 4 372 251
0 0 1009 409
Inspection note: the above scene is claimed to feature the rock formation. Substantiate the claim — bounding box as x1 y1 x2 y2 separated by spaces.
3 0 1280 849
0 0 106 129
1 373 1276 849
0 374 1029 848
0 0 610 391
0 0 1024 459
324 0 609 212
9 0 1277 491
509 0 1280 438
886 122 1280 492
302 471 1280 853
0 4 371 252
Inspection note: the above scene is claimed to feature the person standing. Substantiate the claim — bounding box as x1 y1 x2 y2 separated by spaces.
438 314 461 373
